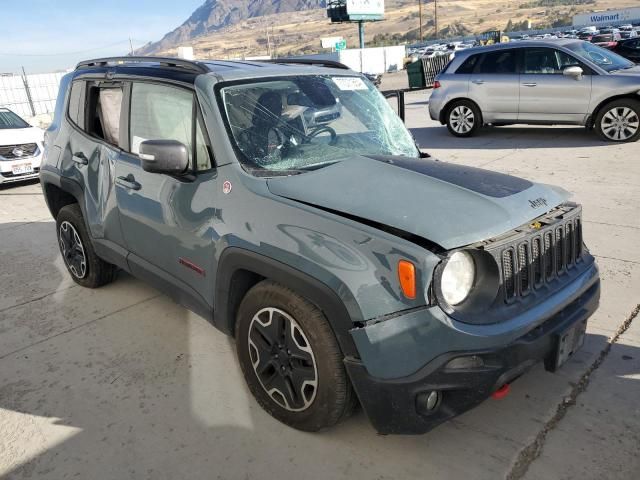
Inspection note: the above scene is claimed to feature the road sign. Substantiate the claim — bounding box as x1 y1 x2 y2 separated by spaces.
321 36 344 49
335 40 347 51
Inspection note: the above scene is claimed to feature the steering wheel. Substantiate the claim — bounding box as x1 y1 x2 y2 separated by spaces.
237 126 287 165
306 126 338 146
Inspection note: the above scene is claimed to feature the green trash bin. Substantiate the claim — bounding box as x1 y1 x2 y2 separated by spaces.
406 59 426 89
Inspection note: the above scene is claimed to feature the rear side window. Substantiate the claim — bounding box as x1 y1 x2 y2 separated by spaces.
129 82 211 171
456 55 479 74
477 50 517 74
85 83 123 147
67 80 85 128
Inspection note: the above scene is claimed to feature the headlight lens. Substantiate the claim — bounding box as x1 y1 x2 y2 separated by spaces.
440 251 475 306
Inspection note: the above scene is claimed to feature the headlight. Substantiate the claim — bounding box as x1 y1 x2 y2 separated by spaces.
440 251 475 306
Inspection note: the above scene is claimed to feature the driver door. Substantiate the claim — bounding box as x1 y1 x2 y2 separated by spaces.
114 80 217 311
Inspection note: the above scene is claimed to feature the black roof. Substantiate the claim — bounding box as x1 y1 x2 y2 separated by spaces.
75 56 350 80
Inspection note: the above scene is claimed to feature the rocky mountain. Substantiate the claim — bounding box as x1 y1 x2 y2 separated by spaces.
137 0 327 55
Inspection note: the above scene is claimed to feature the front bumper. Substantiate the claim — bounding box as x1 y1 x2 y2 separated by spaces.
0 154 42 184
346 262 600 435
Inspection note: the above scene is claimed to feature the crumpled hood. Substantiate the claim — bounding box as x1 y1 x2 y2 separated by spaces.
0 126 44 147
267 156 570 250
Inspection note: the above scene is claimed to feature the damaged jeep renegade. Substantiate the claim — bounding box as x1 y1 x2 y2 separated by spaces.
41 57 600 434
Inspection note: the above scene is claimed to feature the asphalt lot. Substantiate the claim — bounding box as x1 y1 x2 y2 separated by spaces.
1 84 639 480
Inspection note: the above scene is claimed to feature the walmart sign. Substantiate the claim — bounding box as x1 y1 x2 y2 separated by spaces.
573 7 640 26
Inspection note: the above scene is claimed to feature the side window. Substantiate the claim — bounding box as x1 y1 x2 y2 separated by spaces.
85 83 123 146
477 50 517 74
67 80 85 128
555 50 593 75
456 55 479 74
523 48 561 74
129 82 211 170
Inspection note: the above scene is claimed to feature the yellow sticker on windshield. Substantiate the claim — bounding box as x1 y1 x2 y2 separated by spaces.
332 77 368 91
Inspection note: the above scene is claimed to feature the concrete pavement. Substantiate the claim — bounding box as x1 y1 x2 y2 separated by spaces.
0 88 639 479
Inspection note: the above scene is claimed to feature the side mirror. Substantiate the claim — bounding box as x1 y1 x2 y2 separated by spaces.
139 139 189 175
563 66 584 80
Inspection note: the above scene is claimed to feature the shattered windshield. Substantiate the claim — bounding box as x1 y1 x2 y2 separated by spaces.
219 75 419 174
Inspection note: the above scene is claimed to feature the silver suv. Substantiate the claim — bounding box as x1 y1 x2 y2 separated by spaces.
429 40 640 142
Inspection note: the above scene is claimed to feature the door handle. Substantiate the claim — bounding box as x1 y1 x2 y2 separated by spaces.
116 174 141 191
72 152 88 166
522 83 538 87
472 80 485 85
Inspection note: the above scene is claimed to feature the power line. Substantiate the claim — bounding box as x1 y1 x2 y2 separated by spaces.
0 39 150 57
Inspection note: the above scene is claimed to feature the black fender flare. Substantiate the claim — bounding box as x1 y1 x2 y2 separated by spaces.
40 168 87 220
214 247 362 358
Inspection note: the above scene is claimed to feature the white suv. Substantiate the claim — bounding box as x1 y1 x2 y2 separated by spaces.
0 108 44 185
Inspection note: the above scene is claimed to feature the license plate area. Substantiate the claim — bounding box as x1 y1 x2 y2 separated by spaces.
11 163 33 175
547 319 587 371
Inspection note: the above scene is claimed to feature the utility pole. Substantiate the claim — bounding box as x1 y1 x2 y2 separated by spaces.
434 0 439 39
418 0 423 41
266 22 273 57
272 25 278 58
129 37 134 56
21 67 36 117
358 20 365 49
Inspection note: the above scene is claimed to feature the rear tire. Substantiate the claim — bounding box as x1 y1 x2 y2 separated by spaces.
235 280 356 432
56 204 117 288
446 100 482 137
595 99 640 143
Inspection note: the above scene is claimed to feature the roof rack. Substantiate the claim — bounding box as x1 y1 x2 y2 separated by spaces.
258 58 350 70
75 56 209 74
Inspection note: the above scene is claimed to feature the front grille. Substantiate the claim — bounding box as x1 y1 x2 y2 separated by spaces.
493 206 584 303
0 143 38 160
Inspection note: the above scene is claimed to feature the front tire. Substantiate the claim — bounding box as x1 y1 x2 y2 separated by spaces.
56 204 117 288
446 100 482 137
595 99 640 143
235 280 356 432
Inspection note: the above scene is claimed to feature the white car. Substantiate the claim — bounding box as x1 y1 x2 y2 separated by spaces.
0 108 44 185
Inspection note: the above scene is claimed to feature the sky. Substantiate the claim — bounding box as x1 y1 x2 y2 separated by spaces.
1 0 204 74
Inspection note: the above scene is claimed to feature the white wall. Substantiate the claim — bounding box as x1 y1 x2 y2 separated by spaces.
301 45 406 74
0 72 65 119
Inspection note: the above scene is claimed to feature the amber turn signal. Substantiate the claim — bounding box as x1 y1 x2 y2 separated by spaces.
398 260 417 299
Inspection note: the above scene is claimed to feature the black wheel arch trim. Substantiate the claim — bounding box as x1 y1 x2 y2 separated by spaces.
40 169 87 221
214 247 362 358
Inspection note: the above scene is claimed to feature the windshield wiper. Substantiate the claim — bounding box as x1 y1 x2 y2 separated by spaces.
296 160 342 171
249 168 304 177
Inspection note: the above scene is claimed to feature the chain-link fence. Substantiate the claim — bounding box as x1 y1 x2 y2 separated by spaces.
0 71 65 121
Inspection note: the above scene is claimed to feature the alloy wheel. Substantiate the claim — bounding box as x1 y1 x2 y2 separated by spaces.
247 307 318 412
601 106 639 141
450 105 475 134
58 221 87 279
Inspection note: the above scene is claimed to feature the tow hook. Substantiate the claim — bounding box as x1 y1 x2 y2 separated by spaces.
491 384 511 400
